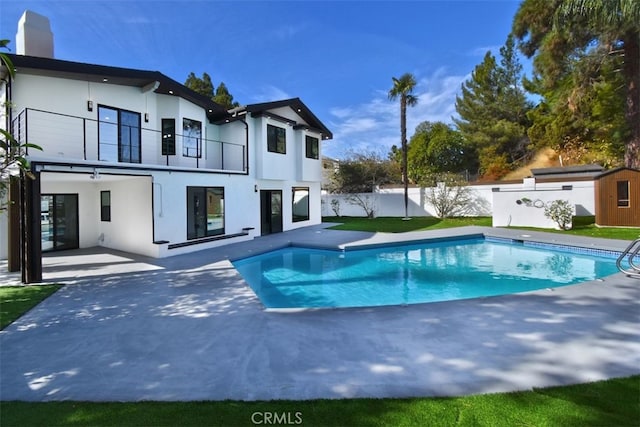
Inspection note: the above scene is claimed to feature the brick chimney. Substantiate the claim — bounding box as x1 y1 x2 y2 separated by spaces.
16 10 54 58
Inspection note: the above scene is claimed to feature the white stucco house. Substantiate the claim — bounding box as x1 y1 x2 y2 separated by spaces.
0 11 332 282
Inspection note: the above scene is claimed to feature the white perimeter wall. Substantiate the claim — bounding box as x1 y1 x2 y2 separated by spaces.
322 179 595 229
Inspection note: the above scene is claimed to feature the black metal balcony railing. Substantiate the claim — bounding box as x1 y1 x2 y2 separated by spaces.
10 108 247 173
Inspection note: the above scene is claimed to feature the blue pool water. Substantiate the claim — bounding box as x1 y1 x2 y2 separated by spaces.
232 238 619 309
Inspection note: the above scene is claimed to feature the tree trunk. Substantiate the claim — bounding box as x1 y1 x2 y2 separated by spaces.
623 30 640 169
401 97 409 218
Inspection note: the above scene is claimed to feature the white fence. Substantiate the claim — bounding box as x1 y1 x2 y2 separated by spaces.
321 178 596 229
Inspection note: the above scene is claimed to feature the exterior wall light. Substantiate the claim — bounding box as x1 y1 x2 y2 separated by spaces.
87 100 93 111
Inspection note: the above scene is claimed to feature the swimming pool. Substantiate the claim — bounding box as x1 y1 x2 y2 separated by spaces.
232 237 619 309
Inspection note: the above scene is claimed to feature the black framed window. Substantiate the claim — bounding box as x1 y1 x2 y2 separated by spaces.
183 118 202 158
305 135 319 159
292 187 309 222
162 119 176 155
187 186 225 239
617 180 630 207
98 106 141 163
100 191 111 222
267 124 286 154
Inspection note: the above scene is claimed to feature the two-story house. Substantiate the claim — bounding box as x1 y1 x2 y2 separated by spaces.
0 11 332 283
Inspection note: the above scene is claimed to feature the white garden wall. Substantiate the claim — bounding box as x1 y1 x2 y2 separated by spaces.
322 178 595 230
491 190 575 228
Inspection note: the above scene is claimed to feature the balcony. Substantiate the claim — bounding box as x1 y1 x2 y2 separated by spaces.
10 108 248 173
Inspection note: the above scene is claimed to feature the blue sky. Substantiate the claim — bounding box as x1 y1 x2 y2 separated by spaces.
0 0 527 159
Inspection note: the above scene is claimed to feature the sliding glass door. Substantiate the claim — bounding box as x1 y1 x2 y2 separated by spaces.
41 194 79 252
260 190 283 236
98 106 141 163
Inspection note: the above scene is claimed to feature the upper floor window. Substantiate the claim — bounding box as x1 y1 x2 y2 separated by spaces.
305 135 319 159
98 106 141 163
162 119 176 156
617 180 630 207
183 118 202 158
267 124 286 154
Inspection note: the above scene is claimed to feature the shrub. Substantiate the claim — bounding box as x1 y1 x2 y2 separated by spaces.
544 200 573 230
345 194 377 218
423 173 473 218
330 199 341 217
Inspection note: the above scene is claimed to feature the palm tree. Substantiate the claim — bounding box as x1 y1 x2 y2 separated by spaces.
388 73 418 219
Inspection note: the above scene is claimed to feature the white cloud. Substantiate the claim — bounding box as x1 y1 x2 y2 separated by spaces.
469 44 501 57
335 117 380 137
273 24 306 40
324 68 469 159
328 107 353 119
250 85 292 103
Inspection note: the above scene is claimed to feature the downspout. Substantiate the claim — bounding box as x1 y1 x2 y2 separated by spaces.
241 118 249 175
231 109 249 175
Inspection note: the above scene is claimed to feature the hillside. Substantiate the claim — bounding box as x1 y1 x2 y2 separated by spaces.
502 148 559 180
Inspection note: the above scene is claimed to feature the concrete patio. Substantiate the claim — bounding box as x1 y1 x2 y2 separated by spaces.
1 225 638 401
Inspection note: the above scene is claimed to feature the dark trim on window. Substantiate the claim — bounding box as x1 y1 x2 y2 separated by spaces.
162 118 176 156
267 124 286 154
305 135 319 159
97 105 141 164
186 186 225 239
100 190 111 222
617 180 630 207
182 118 202 158
292 187 310 222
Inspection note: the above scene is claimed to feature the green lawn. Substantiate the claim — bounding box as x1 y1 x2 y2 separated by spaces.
323 216 492 233
0 284 62 330
323 215 638 240
514 215 639 240
1 376 638 426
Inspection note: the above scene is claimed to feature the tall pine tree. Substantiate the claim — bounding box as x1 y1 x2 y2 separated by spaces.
184 72 239 110
184 72 215 98
513 0 638 168
454 35 532 180
214 82 239 110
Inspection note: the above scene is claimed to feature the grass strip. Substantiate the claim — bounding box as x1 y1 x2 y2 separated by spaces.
323 216 492 233
323 215 637 240
0 284 63 330
1 376 638 426
512 216 638 240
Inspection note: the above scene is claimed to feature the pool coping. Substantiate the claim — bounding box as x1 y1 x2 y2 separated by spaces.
234 225 634 255
237 227 630 312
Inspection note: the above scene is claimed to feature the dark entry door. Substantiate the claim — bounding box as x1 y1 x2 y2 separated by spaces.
41 194 79 252
260 190 282 236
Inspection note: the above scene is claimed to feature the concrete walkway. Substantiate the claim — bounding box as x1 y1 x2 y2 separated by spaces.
1 225 638 401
